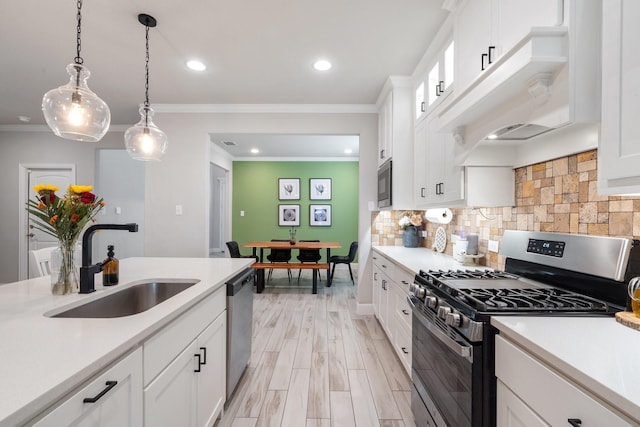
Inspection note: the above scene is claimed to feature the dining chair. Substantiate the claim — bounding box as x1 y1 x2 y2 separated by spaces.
29 246 56 277
296 240 322 282
267 239 292 281
329 241 358 285
225 241 258 261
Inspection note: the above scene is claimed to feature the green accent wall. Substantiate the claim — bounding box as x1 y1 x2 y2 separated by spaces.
232 161 359 262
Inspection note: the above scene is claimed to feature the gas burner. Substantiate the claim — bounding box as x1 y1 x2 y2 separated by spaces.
426 269 519 280
457 288 610 312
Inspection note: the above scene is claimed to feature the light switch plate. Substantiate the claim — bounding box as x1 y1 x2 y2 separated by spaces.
175 205 183 215
488 240 499 253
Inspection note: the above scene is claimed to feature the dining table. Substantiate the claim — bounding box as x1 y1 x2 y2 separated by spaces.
243 241 341 293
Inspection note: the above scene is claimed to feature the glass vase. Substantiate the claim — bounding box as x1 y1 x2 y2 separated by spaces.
50 241 81 295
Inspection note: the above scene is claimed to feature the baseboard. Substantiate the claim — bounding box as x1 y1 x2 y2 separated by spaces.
356 303 374 316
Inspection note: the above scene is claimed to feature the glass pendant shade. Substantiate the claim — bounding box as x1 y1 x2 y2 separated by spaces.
42 63 111 142
124 106 168 161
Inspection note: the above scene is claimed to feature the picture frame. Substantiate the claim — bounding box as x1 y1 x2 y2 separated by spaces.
309 178 332 200
310 204 331 227
278 178 300 200
278 204 300 226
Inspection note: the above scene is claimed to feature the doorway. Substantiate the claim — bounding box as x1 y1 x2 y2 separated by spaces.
210 163 228 257
19 164 76 279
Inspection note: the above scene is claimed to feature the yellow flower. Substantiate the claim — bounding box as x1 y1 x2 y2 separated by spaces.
68 185 93 194
33 183 59 193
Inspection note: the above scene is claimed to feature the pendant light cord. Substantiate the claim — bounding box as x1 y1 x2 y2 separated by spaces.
74 0 83 65
144 24 150 109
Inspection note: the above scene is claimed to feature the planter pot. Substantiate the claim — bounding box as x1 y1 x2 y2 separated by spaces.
403 226 420 248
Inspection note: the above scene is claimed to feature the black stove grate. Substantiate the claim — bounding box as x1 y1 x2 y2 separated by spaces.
457 288 610 312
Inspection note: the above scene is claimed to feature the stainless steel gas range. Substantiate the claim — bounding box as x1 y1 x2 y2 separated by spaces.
408 230 640 427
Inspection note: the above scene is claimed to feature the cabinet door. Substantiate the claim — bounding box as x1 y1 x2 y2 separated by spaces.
497 380 550 427
599 0 640 194
454 0 493 92
196 312 227 427
372 263 381 317
441 130 464 204
33 348 143 427
378 92 393 165
425 115 444 204
145 341 198 427
414 118 429 207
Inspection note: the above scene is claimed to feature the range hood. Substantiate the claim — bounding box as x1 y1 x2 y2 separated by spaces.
440 0 601 164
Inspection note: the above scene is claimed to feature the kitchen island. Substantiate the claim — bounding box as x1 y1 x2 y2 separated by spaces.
0 257 253 427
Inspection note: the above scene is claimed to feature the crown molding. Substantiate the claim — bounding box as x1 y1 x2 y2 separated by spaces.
152 103 378 114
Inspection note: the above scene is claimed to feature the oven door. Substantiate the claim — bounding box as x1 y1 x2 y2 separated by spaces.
409 296 484 427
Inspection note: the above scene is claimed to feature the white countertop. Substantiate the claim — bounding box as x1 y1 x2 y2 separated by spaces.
372 245 488 275
492 316 640 423
0 257 253 427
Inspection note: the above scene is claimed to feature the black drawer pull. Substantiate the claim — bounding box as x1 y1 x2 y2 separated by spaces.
194 354 202 372
421 101 425 112
402 309 409 315
401 347 409 354
567 420 582 427
488 46 495 64
481 53 488 70
83 381 117 403
421 187 426 198
200 347 207 365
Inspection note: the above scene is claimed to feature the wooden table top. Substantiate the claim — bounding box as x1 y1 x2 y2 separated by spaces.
243 241 341 250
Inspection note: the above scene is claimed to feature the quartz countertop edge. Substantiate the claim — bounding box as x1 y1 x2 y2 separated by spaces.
372 245 487 274
492 316 640 423
0 257 254 427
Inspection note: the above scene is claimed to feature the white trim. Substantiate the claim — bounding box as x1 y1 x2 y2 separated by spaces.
356 303 375 316
18 164 76 280
231 156 359 162
0 124 130 132
152 103 378 114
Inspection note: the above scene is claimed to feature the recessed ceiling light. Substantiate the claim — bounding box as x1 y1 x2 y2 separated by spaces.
250 148 259 154
186 60 206 71
313 60 332 71
487 133 498 140
344 149 353 154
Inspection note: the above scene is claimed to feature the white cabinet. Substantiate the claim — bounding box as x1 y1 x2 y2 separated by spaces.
416 39 455 122
372 250 413 375
377 76 414 210
454 0 562 93
144 287 227 427
32 348 143 427
598 0 640 195
495 335 634 427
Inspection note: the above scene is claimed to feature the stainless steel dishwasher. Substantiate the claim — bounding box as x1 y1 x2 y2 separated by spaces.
226 268 254 402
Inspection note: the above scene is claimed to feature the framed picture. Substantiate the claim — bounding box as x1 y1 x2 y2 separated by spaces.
309 178 332 200
278 178 300 200
310 204 331 227
278 204 300 226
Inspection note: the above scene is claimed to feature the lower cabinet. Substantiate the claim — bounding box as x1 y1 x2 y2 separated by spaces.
144 312 226 427
32 347 143 427
495 335 634 427
372 250 413 375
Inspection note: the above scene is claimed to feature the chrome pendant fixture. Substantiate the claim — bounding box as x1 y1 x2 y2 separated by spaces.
125 14 168 161
42 0 111 142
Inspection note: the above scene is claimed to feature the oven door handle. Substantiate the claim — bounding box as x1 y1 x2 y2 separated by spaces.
408 296 473 361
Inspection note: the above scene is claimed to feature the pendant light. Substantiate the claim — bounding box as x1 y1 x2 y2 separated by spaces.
42 0 110 142
124 14 168 161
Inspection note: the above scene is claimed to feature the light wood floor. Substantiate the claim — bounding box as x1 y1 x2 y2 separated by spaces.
215 267 416 427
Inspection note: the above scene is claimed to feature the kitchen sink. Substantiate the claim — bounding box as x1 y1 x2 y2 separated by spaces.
50 280 200 318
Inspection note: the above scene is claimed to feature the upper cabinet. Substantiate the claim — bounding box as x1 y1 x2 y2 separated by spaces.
377 77 414 210
454 0 563 94
415 39 455 123
598 0 640 195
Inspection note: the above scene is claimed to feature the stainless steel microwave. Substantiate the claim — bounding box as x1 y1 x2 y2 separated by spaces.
378 159 392 208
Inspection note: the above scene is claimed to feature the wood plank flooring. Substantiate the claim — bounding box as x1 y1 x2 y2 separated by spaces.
215 267 415 427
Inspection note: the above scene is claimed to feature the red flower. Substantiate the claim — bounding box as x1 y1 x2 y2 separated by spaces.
71 214 80 222
81 192 96 204
40 193 57 204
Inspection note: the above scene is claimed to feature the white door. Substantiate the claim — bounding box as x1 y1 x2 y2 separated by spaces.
20 165 75 279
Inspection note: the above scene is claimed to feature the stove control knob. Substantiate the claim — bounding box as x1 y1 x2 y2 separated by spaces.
445 312 462 327
408 283 418 293
415 287 426 299
437 306 451 319
425 296 438 309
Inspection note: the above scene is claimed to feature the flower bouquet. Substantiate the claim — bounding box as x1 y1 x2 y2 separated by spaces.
27 184 104 294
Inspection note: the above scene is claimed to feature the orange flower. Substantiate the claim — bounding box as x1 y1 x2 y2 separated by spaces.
99 201 106 207
49 215 58 224
37 201 46 209
71 214 80 222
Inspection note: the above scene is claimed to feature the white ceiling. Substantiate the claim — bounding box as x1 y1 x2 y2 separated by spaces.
1 0 449 156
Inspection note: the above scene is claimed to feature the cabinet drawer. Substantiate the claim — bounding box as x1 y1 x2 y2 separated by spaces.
392 282 412 332
495 335 633 426
144 287 225 386
392 267 414 294
373 253 396 278
393 318 411 375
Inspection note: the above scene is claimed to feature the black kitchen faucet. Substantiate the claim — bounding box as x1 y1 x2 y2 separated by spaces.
79 223 139 293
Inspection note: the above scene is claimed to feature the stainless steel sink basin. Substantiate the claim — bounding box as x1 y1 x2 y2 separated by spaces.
51 280 200 318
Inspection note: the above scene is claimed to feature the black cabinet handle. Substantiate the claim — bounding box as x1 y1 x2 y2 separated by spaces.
380 149 385 159
435 85 441 96
83 381 117 403
567 420 582 427
421 101 426 112
488 46 495 64
402 309 409 315
382 280 387 291
439 80 445 92
421 187 426 198
481 53 488 70
194 354 202 373
374 272 378 280
401 347 409 354
200 347 207 365
402 280 409 285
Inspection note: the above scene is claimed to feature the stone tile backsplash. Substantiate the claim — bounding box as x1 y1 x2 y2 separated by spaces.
371 150 640 270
